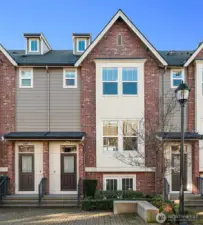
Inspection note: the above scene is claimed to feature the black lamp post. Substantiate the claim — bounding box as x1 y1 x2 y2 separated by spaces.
175 81 190 222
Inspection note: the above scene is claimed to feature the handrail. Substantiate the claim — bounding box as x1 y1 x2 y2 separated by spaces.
197 177 203 195
38 177 46 205
77 177 82 207
0 176 9 203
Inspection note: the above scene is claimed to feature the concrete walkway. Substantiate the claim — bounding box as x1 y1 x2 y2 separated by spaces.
0 208 157 225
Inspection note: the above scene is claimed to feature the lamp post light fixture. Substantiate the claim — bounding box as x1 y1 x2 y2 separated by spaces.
175 81 190 223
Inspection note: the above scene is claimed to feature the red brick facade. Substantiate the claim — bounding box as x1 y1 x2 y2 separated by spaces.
43 141 49 194
7 141 15 194
0 51 16 169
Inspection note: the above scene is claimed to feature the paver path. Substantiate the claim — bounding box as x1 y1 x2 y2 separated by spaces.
0 208 157 225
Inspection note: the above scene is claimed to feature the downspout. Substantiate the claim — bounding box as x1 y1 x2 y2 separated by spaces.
46 66 50 131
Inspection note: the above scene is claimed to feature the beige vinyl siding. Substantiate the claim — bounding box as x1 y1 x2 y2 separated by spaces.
16 68 81 132
160 69 187 132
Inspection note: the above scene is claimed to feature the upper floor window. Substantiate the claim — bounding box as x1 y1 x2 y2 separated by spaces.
102 68 118 95
63 70 77 88
117 34 123 46
77 39 87 52
29 39 39 52
171 69 184 88
123 121 138 151
122 68 138 95
103 121 118 151
19 69 33 88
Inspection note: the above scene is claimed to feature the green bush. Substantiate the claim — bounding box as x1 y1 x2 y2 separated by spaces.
94 190 145 200
82 199 113 210
83 179 97 198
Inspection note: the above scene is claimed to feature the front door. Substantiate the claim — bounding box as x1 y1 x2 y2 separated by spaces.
172 154 187 191
61 154 77 191
19 154 34 191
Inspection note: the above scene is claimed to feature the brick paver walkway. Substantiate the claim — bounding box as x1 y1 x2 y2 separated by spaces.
0 208 155 225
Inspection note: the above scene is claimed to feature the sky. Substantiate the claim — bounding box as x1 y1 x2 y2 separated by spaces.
0 0 203 51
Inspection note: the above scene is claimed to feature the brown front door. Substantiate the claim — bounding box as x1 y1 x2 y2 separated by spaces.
19 154 34 191
61 154 77 191
172 154 187 191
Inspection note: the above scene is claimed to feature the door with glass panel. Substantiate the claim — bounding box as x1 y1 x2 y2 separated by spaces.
19 154 34 191
61 154 76 190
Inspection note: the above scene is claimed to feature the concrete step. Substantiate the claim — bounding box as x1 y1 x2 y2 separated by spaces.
1 203 79 208
3 199 38 204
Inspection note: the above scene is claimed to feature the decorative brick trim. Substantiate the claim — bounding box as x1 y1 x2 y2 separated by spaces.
7 141 15 194
43 141 49 194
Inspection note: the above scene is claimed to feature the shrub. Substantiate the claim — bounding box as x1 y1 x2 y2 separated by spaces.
94 190 145 200
82 199 113 210
83 179 97 198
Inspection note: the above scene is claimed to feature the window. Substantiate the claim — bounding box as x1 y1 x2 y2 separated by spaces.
171 70 184 88
102 68 118 95
77 39 87 52
117 34 122 46
105 179 118 191
29 39 39 52
123 121 138 151
122 178 133 191
19 69 33 88
122 68 138 95
63 70 77 88
103 121 118 151
103 176 136 191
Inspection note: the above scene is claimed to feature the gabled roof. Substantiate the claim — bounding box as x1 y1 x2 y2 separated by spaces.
7 50 79 66
184 42 203 67
75 9 168 67
0 44 18 66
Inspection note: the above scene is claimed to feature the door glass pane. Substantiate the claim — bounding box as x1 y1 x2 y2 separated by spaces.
22 155 32 173
173 155 180 173
64 156 74 173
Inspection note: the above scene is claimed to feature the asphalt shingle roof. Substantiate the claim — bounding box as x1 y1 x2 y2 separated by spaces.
7 49 194 66
7 50 80 66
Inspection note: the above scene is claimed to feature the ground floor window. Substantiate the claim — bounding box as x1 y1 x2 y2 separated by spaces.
104 175 136 191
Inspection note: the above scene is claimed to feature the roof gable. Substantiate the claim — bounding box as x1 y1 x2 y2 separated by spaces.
75 10 168 67
0 44 18 66
184 42 203 67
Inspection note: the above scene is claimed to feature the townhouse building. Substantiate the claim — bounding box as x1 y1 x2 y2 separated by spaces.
0 10 202 197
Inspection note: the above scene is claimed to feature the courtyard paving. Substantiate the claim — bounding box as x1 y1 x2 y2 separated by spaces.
0 208 157 225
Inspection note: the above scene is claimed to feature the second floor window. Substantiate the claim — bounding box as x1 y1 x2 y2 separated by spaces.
77 39 86 52
29 39 39 52
63 70 77 88
102 68 118 95
103 121 118 151
19 69 33 88
171 70 184 88
122 68 138 95
123 121 138 151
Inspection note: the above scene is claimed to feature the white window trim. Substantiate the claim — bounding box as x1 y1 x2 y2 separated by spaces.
102 120 139 152
170 69 185 89
77 38 87 53
103 175 136 191
29 38 40 53
102 67 119 96
63 69 77 88
122 68 138 96
19 68 33 88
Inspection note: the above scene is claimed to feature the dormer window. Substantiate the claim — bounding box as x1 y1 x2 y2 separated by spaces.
29 38 39 52
77 39 87 52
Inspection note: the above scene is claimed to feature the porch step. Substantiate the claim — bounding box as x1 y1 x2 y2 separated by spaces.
1 194 80 208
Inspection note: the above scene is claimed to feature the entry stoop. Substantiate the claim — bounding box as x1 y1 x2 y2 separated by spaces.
0 194 79 208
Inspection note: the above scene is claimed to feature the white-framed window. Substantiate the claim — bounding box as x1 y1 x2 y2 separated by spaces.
105 178 118 191
77 38 87 52
29 38 39 52
171 69 184 88
122 68 138 95
63 69 77 88
117 34 123 46
19 69 33 88
102 68 118 95
123 121 138 151
104 175 136 191
103 121 118 151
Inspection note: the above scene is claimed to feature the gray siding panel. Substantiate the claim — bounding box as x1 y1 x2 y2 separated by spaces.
160 69 188 132
16 68 81 132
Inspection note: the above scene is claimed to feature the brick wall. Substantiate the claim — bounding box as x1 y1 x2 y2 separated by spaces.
0 51 16 168
80 18 161 169
86 172 155 195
